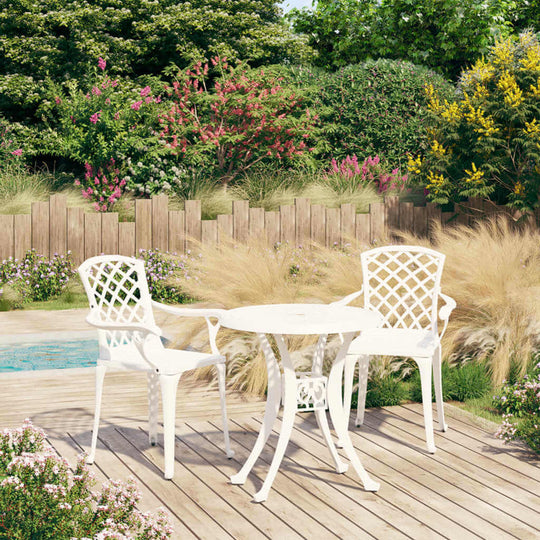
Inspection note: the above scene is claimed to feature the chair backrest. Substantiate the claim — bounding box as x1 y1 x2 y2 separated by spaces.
361 245 445 332
78 255 157 355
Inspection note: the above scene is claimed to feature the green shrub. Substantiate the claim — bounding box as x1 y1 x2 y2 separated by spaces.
409 361 491 403
289 0 512 79
348 374 408 409
493 359 540 453
420 32 540 213
277 60 454 166
0 420 173 538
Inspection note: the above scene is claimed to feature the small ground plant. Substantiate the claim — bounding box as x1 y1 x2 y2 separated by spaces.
0 419 173 539
493 360 540 453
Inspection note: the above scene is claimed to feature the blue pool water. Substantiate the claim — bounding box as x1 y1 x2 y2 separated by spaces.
0 339 98 372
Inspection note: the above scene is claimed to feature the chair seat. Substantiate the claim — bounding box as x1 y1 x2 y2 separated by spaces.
348 328 439 358
103 342 225 375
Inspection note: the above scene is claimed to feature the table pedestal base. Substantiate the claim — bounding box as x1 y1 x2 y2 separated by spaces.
230 332 379 502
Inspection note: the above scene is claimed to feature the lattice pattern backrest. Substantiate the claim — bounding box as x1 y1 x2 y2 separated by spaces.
79 256 155 349
361 246 444 331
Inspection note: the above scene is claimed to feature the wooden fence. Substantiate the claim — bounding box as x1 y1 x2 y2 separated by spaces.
0 194 538 266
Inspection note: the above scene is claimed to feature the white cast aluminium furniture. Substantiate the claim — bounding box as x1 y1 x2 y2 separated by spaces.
220 303 382 502
78 255 233 480
336 245 456 453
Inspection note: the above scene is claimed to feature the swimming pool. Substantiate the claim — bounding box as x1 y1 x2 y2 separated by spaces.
0 338 98 372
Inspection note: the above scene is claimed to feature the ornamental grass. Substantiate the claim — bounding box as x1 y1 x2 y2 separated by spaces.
171 216 540 394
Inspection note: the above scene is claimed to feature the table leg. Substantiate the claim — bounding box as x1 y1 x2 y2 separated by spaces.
230 333 281 487
327 333 380 492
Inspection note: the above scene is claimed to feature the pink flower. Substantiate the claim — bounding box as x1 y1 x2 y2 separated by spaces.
89 111 101 124
113 111 120 120
98 57 106 71
11 149 22 157
131 101 143 111
105 98 111 105
74 179 81 186
91 86 102 96
145 96 153 104
140 86 151 97
54 96 62 105
154 95 162 103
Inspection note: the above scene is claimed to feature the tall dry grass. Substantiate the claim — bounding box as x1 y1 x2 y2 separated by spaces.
399 218 540 385
171 216 540 393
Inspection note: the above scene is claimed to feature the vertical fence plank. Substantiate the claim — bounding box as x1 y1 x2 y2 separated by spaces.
14 214 31 260
249 208 265 238
201 220 218 245
386 196 400 234
264 212 279 246
370 202 386 244
168 210 185 254
295 197 311 245
32 201 49 257
310 204 325 246
118 222 135 257
468 197 483 227
535 206 540 227
426 202 441 239
49 194 67 256
217 214 233 241
355 213 370 246
0 215 14 260
233 200 249 243
84 213 101 259
185 200 202 250
413 206 427 237
67 207 84 265
456 201 469 226
101 213 119 254
399 202 414 233
280 205 295 244
340 203 356 246
152 194 169 252
442 212 455 227
326 207 340 247
135 199 152 253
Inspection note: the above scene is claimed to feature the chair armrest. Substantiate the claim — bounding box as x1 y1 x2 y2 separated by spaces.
330 287 364 306
85 313 162 337
151 301 226 321
438 292 456 321
437 292 456 340
151 301 226 356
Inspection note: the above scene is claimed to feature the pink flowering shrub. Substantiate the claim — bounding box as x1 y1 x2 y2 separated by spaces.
52 58 166 210
0 420 173 539
0 122 24 171
493 360 540 454
326 155 408 194
159 56 317 186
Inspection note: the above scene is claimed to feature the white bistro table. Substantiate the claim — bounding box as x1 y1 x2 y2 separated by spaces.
220 303 382 502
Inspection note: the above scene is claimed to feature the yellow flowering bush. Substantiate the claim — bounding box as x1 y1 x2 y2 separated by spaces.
418 32 540 212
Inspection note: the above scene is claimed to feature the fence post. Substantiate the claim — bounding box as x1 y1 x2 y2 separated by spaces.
49 194 67 256
67 207 84 265
0 215 14 261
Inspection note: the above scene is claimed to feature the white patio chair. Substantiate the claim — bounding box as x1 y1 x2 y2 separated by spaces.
335 245 456 453
78 255 233 479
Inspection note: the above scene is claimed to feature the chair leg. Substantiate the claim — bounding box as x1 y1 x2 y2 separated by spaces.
87 364 107 464
337 354 358 448
432 346 448 432
159 373 182 480
355 355 370 427
415 357 436 453
147 372 159 446
216 363 234 458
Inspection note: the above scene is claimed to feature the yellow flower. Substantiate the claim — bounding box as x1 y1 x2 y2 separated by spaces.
530 77 540 97
497 71 524 107
464 163 484 184
425 83 441 112
441 101 462 122
430 140 446 156
514 182 525 196
407 155 423 175
491 38 515 68
464 103 499 138
520 43 540 71
426 171 445 194
467 58 495 84
525 118 540 135
473 84 489 101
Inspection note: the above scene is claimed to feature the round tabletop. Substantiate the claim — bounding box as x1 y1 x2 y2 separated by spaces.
220 304 382 335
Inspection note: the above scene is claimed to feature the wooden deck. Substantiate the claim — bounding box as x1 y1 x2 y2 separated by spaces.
1 368 539 539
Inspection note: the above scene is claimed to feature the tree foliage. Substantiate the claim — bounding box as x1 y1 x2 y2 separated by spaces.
289 0 514 79
0 0 312 124
418 32 540 212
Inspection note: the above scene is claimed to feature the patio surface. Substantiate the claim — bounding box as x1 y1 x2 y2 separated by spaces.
1 366 539 539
